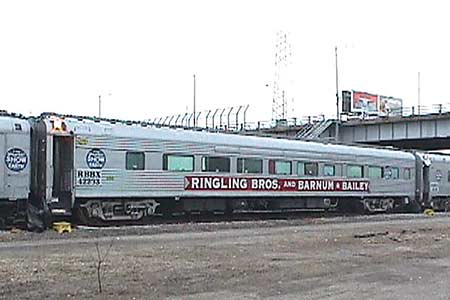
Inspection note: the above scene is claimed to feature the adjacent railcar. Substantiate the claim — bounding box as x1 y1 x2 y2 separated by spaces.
31 114 420 224
0 113 31 225
426 153 450 210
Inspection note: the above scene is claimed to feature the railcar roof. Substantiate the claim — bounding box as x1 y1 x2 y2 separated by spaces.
0 116 31 134
427 153 450 162
57 117 414 160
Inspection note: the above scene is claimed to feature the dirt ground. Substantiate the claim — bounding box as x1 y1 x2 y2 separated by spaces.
1 214 450 300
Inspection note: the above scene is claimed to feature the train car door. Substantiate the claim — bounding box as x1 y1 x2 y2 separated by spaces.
422 163 431 208
51 135 74 215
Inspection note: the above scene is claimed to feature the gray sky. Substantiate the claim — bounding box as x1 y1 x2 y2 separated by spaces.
1 0 449 124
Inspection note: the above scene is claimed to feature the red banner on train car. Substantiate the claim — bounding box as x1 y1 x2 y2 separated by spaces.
184 176 370 192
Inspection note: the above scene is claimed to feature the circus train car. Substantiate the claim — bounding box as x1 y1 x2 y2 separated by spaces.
0 112 31 226
28 114 422 225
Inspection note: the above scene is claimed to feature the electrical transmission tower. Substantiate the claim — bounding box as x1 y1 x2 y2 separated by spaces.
272 31 294 123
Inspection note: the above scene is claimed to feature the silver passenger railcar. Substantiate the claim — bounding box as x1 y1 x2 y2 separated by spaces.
30 114 421 224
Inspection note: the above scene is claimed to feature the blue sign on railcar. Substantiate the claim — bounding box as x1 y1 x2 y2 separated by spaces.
86 149 106 169
4 148 28 172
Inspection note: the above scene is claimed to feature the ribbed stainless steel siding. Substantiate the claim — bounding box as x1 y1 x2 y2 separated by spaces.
83 136 214 154
76 170 184 197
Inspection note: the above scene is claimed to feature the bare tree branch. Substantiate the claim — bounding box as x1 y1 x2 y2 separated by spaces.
94 232 114 294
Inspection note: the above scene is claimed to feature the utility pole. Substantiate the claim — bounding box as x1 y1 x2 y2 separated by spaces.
335 46 340 141
98 93 111 119
193 74 196 128
418 71 421 115
98 95 101 118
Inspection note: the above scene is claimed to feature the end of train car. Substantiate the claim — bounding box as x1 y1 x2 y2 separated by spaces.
0 113 31 226
419 152 450 211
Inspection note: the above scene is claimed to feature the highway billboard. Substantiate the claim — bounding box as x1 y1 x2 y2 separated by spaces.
352 91 378 113
341 90 403 116
379 95 403 116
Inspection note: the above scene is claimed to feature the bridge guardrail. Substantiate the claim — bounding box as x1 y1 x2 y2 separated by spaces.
343 103 450 122
147 102 450 134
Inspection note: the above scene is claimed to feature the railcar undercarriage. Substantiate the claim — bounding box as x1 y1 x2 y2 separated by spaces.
77 199 160 223
71 196 422 226
362 198 396 213
430 198 450 211
74 196 343 225
360 197 420 213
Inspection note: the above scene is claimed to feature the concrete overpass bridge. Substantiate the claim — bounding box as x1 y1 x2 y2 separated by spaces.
248 104 450 151
308 104 450 150
336 115 450 150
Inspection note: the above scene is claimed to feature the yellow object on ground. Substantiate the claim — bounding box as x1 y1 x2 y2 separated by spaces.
424 209 435 216
52 222 73 233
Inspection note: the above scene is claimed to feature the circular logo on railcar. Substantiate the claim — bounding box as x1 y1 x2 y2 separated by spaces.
4 148 28 172
86 149 106 169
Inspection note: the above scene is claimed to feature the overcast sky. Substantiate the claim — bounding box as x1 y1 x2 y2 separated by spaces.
1 0 449 125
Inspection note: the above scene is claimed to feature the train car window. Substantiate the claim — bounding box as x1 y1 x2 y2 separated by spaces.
368 166 383 179
297 162 305 175
384 167 392 179
305 163 318 176
384 167 399 179
323 164 335 176
383 167 392 179
448 170 450 182
126 152 145 170
298 162 318 176
348 165 363 178
269 160 292 175
237 158 263 174
202 156 230 172
404 168 411 180
163 154 194 172
391 167 400 179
